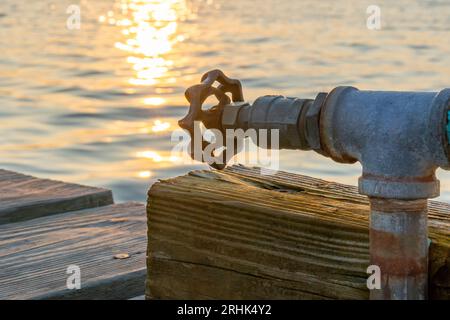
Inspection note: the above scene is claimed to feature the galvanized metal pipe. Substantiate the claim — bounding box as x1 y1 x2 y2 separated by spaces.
369 198 428 300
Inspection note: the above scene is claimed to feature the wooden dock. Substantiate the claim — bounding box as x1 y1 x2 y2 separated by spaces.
0 170 146 300
0 169 114 224
146 165 450 300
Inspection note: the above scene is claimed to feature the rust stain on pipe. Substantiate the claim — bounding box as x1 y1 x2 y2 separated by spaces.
369 198 428 300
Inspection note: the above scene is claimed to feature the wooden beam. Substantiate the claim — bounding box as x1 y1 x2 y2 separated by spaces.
0 202 146 300
146 165 450 300
0 169 114 224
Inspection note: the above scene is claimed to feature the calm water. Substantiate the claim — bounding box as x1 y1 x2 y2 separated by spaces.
1 0 450 202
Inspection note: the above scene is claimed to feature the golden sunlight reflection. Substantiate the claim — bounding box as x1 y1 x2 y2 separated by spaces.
100 0 191 87
137 170 153 178
143 97 166 106
136 150 181 163
151 119 171 132
0 119 180 153
139 118 176 133
136 150 163 162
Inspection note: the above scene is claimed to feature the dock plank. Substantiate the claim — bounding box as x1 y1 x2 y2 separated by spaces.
0 169 114 224
0 202 146 300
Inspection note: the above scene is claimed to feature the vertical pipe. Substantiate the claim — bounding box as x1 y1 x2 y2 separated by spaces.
369 198 428 300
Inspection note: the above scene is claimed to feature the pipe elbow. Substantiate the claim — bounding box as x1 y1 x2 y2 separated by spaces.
318 87 450 199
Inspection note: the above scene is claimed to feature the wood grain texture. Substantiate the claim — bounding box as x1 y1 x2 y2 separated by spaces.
0 202 147 300
146 165 450 300
0 169 114 224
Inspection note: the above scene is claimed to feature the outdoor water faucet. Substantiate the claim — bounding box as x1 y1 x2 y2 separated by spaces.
179 69 450 300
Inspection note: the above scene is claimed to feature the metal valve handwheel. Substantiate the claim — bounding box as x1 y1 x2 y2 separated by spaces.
178 70 244 170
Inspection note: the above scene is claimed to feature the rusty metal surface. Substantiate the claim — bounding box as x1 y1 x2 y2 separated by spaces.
369 198 428 300
179 70 244 170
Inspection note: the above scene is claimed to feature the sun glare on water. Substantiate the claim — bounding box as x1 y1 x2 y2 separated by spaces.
99 0 191 87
